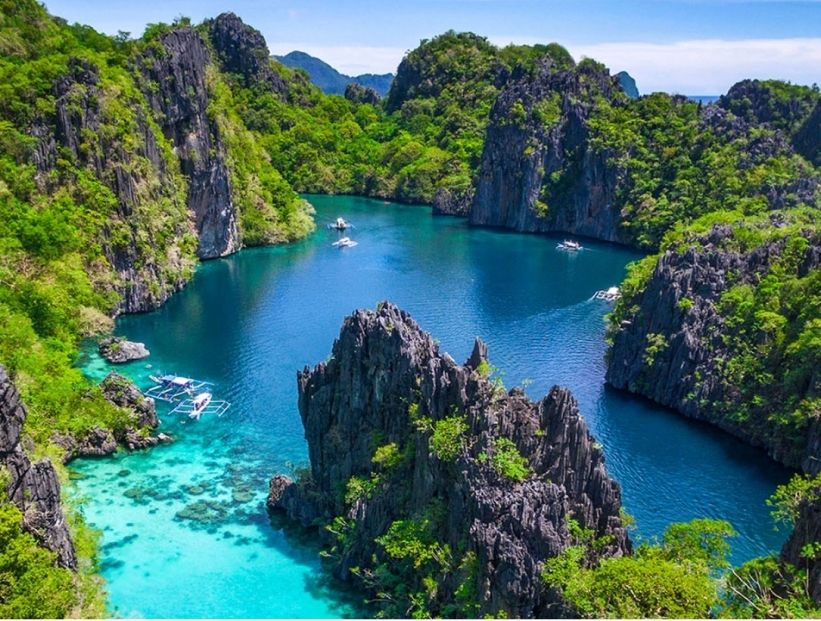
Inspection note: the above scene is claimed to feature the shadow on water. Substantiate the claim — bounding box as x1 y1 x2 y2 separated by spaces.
265 512 372 618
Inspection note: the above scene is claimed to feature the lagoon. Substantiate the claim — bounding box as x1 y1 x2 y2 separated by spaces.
72 195 792 617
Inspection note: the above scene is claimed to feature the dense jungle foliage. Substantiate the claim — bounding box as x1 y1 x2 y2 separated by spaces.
0 0 819 617
544 474 821 619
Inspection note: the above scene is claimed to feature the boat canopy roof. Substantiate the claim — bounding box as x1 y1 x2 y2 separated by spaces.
158 375 193 386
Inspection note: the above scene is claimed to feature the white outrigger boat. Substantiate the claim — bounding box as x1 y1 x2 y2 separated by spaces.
332 236 358 248
592 286 621 302
145 374 212 402
557 239 582 251
328 217 353 231
169 391 231 420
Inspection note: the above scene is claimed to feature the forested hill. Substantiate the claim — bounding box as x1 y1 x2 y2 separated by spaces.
0 0 819 615
275 50 394 96
0 3 323 612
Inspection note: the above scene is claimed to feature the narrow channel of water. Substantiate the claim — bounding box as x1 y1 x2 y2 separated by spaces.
72 195 792 617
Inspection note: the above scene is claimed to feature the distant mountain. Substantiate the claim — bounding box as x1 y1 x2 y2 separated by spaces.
615 71 639 98
688 95 720 104
275 50 394 97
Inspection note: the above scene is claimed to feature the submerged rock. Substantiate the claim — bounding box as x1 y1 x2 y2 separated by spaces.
98 336 150 364
0 364 77 568
270 302 629 617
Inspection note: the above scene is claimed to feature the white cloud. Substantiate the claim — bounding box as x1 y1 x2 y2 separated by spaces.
268 43 407 76
569 38 821 94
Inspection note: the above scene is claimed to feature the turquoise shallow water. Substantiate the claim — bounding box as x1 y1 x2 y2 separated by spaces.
72 195 793 617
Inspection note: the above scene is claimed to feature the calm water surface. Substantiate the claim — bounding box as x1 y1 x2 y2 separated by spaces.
72 195 793 617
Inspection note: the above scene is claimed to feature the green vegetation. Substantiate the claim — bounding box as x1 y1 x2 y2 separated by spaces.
429 415 468 461
230 31 576 204
0 502 75 617
1 0 819 616
546 477 821 619
545 518 735 618
490 438 530 482
351 500 480 619
723 473 821 618
586 92 818 249
610 211 820 468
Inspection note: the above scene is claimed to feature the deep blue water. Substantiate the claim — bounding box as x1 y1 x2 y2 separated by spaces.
72 195 793 617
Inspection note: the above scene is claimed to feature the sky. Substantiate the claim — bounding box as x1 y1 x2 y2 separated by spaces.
45 0 821 95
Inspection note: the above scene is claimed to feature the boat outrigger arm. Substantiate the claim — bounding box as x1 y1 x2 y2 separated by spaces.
144 374 214 402
169 396 231 419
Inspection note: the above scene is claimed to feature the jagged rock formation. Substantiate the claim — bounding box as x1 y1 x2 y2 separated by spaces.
432 187 475 217
615 71 639 98
780 485 821 605
343 82 380 106
795 99 821 166
53 372 164 461
470 58 624 242
138 27 240 260
207 13 288 95
606 224 821 472
98 336 150 363
719 79 821 168
37 57 195 313
718 79 819 134
0 365 77 569
270 302 629 617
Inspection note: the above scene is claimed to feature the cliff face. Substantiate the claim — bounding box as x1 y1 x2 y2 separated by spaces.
207 12 288 96
470 59 625 243
781 487 821 606
139 27 239 260
606 224 821 472
795 99 821 167
270 302 628 617
36 57 196 313
0 365 76 569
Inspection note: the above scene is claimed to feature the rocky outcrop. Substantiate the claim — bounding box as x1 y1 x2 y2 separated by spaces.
432 186 475 217
270 302 629 617
795 99 821 166
0 365 77 569
138 27 239 259
53 372 164 461
98 336 150 363
43 57 195 313
780 486 821 605
719 79 819 134
100 372 159 429
343 82 380 106
615 71 639 99
470 58 625 243
606 224 821 472
207 13 288 96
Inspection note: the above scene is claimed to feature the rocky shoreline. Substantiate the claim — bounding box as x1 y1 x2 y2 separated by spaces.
52 372 171 463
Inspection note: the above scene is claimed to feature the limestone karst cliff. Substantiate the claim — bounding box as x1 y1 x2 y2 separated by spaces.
606 222 820 472
469 58 625 242
138 26 240 262
269 302 629 617
0 365 76 569
781 484 821 606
